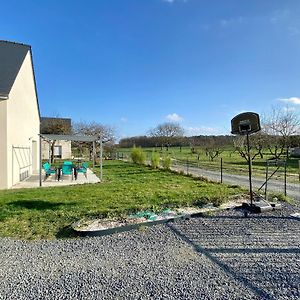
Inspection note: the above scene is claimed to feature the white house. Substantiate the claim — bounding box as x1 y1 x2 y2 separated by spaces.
0 40 40 189
40 117 72 160
42 140 72 160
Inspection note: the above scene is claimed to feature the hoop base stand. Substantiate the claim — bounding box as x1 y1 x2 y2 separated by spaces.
246 132 253 206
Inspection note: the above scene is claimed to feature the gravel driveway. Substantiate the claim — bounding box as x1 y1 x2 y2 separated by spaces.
0 204 299 300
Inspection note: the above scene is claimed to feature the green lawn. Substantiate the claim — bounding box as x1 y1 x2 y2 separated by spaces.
0 160 243 240
117 146 300 181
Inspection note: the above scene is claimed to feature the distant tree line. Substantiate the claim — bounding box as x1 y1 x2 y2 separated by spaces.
118 135 233 149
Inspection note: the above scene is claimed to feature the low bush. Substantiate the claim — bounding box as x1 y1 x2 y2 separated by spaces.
151 152 160 169
131 147 146 165
162 155 172 170
269 192 293 203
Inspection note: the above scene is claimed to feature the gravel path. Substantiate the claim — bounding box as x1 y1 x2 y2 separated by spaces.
172 163 300 201
0 204 299 300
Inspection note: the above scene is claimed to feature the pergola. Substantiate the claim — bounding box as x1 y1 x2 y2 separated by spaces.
39 134 103 187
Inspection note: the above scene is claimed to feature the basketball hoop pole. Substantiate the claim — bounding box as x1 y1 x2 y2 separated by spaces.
246 132 253 206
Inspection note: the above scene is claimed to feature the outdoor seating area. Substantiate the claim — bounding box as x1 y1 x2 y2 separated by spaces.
39 133 103 187
42 160 85 182
42 160 89 182
12 164 100 189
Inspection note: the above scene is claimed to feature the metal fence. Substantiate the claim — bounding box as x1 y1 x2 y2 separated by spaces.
116 151 300 200
171 157 300 200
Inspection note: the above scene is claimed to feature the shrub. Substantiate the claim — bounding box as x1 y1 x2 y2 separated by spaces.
151 152 160 169
269 192 293 203
131 147 146 165
162 155 172 170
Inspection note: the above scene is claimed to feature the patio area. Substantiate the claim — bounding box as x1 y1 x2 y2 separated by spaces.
12 168 100 189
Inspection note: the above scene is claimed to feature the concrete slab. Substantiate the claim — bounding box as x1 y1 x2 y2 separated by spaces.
12 168 100 189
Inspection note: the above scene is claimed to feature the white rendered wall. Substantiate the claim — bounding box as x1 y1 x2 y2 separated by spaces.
42 140 72 160
5 52 40 188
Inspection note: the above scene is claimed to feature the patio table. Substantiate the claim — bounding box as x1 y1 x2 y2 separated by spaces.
57 164 78 181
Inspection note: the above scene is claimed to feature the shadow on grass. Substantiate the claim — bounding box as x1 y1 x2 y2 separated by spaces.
8 200 75 211
56 225 78 239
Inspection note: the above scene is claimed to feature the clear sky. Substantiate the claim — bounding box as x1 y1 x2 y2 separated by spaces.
1 0 300 138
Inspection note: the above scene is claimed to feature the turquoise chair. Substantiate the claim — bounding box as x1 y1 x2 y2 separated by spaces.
63 161 73 165
76 162 88 179
43 162 56 181
61 164 73 180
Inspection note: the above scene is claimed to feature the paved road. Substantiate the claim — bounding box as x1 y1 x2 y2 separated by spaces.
172 163 300 201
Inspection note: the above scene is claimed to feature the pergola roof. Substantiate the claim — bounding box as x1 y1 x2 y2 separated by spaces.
40 134 98 142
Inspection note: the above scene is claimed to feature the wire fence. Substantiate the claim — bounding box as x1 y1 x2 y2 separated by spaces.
172 158 300 182
116 151 300 200
172 158 300 200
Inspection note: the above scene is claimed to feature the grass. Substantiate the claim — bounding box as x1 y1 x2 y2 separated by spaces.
268 192 294 204
0 160 243 240
118 146 300 182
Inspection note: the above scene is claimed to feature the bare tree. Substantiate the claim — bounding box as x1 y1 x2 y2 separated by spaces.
206 147 223 161
204 138 224 161
149 122 184 151
73 121 116 159
40 117 71 163
233 133 265 162
262 106 300 159
249 132 266 159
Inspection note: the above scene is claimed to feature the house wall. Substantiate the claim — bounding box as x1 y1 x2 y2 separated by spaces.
42 140 72 160
0 100 8 188
5 52 40 188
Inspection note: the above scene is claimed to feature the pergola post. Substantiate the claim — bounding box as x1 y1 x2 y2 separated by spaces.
100 136 103 181
39 134 42 187
48 140 51 164
92 141 95 168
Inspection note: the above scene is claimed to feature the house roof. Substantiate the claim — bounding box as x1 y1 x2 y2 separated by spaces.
0 40 41 119
41 134 99 142
0 41 31 98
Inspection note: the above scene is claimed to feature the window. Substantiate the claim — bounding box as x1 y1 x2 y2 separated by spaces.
54 145 62 158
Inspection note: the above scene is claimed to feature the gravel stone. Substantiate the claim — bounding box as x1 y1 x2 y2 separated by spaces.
0 203 299 300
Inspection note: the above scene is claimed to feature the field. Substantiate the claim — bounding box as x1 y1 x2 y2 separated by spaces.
117 146 300 182
0 160 243 240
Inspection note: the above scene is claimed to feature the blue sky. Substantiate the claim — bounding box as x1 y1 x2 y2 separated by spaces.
1 0 300 138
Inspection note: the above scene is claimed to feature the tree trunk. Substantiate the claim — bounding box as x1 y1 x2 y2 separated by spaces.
50 140 56 164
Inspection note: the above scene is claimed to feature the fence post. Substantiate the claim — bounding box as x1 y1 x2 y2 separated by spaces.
284 160 287 197
265 161 268 200
298 160 300 182
220 158 223 183
186 159 189 174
